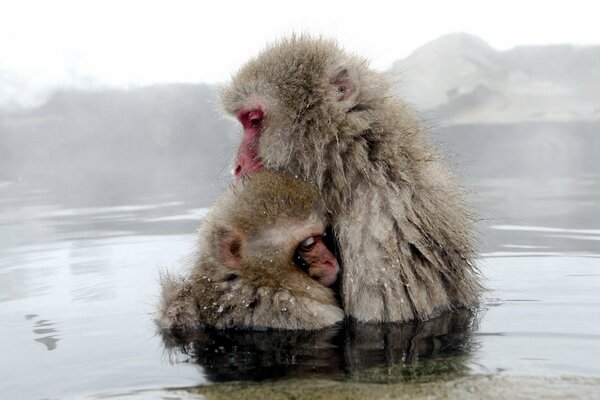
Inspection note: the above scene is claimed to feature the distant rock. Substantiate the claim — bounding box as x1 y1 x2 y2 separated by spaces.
1 33 598 126
391 33 600 124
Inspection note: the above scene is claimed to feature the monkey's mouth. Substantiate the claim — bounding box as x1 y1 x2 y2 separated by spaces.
233 156 263 178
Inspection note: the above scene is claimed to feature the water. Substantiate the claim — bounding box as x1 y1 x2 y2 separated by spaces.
1 122 599 399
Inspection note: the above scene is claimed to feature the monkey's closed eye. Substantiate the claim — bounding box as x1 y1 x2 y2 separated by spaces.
299 236 318 252
250 116 261 128
238 109 264 130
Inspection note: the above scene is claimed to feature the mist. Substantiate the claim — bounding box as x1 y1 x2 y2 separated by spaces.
1 33 598 208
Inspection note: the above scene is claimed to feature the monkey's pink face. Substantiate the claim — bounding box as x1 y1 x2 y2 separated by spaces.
231 66 357 179
262 217 339 287
296 234 339 287
224 39 362 180
234 107 265 178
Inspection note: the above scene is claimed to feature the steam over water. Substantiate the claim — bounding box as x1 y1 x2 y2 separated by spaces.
1 119 599 399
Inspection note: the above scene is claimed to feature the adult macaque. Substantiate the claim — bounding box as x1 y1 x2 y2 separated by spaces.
156 171 343 333
221 37 481 323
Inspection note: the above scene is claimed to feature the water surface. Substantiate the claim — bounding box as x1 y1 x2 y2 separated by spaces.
1 122 599 399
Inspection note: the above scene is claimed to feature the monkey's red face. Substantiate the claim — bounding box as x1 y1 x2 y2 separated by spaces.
296 235 339 287
231 68 358 180
234 107 265 178
254 215 339 287
223 38 362 181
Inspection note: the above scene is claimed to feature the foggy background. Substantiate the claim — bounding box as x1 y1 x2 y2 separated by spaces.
0 1 599 212
2 33 599 207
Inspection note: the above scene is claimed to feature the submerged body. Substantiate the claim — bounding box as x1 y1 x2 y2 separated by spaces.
222 37 481 322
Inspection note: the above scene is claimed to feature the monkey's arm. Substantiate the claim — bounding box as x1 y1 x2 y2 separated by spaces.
246 286 344 330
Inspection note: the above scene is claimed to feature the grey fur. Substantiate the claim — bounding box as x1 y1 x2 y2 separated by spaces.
221 36 481 322
156 171 344 332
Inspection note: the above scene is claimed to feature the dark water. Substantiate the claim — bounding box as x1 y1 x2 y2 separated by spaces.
1 122 599 399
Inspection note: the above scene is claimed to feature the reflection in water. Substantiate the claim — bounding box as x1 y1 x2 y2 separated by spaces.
159 309 478 383
26 314 60 351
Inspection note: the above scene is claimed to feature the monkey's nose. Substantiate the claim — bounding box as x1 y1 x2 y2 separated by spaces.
233 164 243 177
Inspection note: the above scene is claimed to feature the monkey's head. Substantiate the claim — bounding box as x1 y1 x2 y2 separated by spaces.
221 36 389 181
210 171 339 287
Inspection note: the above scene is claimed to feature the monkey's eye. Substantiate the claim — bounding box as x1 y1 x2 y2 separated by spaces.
299 236 318 252
249 114 261 127
238 109 264 131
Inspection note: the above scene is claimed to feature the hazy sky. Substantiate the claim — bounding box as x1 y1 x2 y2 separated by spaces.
1 0 598 87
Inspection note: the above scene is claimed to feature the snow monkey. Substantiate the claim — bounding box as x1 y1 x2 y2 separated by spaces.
157 171 344 333
221 36 481 323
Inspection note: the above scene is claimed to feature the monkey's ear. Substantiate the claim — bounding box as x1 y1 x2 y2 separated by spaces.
329 68 358 110
216 227 245 269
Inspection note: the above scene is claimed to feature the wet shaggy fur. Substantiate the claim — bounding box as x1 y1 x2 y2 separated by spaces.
221 36 481 322
156 171 344 332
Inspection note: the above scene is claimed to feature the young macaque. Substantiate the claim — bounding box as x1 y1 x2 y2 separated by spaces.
221 36 482 323
156 171 343 333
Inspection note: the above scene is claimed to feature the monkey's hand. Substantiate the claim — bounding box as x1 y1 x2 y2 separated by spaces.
156 273 200 334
